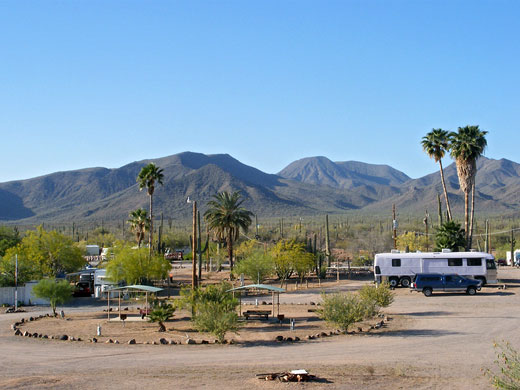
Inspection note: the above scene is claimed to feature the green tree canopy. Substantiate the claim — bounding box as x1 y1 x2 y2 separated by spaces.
233 250 274 284
421 128 453 221
127 208 150 248
137 163 164 255
0 226 21 257
270 240 314 286
32 278 74 316
105 243 170 285
1 226 84 284
435 220 466 252
204 191 253 270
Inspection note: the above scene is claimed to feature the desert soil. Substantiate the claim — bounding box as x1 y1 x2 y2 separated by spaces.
2 267 520 389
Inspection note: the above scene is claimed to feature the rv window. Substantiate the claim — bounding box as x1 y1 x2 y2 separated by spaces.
448 258 463 267
486 259 497 270
375 266 381 275
391 259 401 267
467 258 482 266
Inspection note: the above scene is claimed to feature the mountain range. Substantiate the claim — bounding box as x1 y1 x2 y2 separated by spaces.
1 152 519 223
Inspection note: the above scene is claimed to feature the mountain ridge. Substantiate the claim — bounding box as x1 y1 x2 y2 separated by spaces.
1 152 519 222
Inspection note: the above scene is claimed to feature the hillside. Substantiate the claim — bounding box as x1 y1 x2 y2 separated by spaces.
1 153 519 222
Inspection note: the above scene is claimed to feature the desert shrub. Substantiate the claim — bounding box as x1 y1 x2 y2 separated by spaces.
193 300 239 343
32 278 74 316
233 250 274 284
486 341 520 389
358 282 394 315
180 282 239 342
317 292 366 331
148 302 175 332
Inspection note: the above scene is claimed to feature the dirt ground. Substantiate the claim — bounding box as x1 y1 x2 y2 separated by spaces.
2 267 520 389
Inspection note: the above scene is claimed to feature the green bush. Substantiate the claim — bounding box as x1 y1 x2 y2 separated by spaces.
358 283 394 314
178 282 239 342
148 302 175 332
486 341 520 389
32 279 74 316
193 300 239 343
317 292 366 332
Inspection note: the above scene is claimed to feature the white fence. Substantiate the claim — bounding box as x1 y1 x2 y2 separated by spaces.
0 281 49 306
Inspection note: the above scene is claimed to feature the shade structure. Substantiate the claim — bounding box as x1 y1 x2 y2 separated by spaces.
227 284 286 317
105 285 164 320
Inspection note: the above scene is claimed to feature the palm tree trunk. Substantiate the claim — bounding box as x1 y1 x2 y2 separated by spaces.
227 231 233 270
464 190 470 250
438 160 452 221
149 194 153 256
469 182 476 249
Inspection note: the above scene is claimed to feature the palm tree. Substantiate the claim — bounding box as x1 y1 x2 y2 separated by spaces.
127 208 150 248
449 126 487 249
204 191 253 271
137 163 164 255
148 303 175 332
421 129 453 221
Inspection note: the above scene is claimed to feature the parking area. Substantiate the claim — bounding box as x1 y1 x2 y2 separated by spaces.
1 267 519 389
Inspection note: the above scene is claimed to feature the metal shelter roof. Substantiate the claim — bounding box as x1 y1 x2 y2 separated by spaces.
228 284 286 293
107 284 164 293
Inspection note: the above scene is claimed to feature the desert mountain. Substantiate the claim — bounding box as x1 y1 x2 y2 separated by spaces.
0 153 519 222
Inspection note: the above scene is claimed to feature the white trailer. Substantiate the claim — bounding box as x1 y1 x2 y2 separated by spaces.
506 250 520 266
374 250 497 287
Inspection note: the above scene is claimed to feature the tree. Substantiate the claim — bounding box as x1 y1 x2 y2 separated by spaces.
435 220 466 252
270 240 312 287
233 250 274 284
127 208 150 248
105 243 170 285
32 278 74 316
0 246 40 287
137 163 164 256
2 226 85 279
449 126 488 249
422 129 453 221
148 302 175 332
204 191 253 271
0 226 21 257
396 232 428 252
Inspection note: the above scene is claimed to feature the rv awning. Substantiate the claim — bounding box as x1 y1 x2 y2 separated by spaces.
227 284 285 293
107 284 163 293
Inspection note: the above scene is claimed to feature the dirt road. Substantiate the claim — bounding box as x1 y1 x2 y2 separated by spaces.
2 269 519 389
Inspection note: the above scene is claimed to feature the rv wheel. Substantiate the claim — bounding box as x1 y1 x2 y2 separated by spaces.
389 278 399 288
400 277 411 288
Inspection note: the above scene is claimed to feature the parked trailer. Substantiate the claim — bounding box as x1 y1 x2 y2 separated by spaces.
374 250 497 287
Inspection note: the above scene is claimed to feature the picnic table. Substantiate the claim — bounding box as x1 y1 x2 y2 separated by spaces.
243 310 270 320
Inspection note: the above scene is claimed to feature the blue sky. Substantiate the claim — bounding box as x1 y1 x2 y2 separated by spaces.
1 0 519 182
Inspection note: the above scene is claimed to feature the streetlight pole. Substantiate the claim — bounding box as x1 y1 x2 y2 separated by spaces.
191 200 198 289
14 254 18 311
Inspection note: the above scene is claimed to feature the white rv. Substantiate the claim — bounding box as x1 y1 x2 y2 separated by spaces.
374 250 497 287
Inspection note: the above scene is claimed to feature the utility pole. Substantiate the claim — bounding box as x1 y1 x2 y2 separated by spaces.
255 214 259 238
325 215 331 267
192 201 197 289
392 204 398 250
485 220 489 253
511 228 516 265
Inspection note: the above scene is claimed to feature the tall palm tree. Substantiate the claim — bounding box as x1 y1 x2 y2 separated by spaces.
449 125 487 249
421 129 453 221
128 208 150 248
204 191 253 271
137 163 164 255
